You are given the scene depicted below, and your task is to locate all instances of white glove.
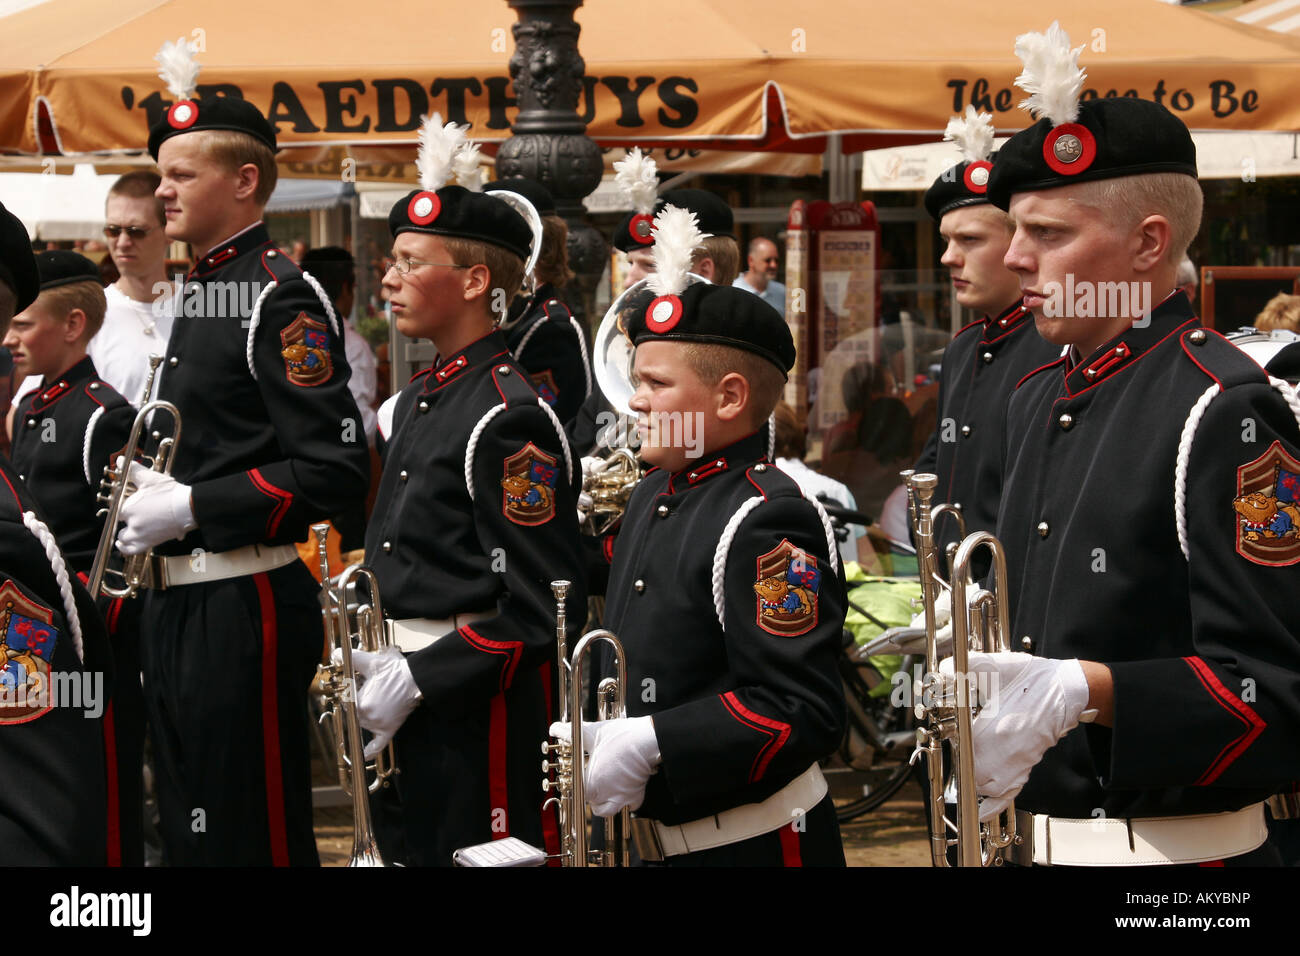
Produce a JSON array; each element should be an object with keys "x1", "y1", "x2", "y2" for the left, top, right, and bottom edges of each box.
[
  {"x1": 116, "y1": 464, "x2": 197, "y2": 555},
  {"x1": 940, "y1": 651, "x2": 1092, "y2": 822},
  {"x1": 580, "y1": 456, "x2": 602, "y2": 480},
  {"x1": 348, "y1": 645, "x2": 423, "y2": 760},
  {"x1": 910, "y1": 583, "x2": 982, "y2": 647},
  {"x1": 581, "y1": 716, "x2": 661, "y2": 817}
]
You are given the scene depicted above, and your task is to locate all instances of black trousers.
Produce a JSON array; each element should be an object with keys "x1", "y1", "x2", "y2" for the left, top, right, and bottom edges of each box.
[
  {"x1": 139, "y1": 561, "x2": 321, "y2": 866},
  {"x1": 100, "y1": 596, "x2": 145, "y2": 867}
]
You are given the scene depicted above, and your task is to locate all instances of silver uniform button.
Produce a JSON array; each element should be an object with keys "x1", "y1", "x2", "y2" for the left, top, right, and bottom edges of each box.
[
  {"x1": 961, "y1": 424, "x2": 972, "y2": 437},
  {"x1": 1037, "y1": 521, "x2": 1050, "y2": 538},
  {"x1": 418, "y1": 401, "x2": 429, "y2": 412},
  {"x1": 382, "y1": 541, "x2": 392, "y2": 553},
  {"x1": 266, "y1": 250, "x2": 278, "y2": 259},
  {"x1": 754, "y1": 463, "x2": 767, "y2": 473},
  {"x1": 169, "y1": 357, "x2": 179, "y2": 367},
  {"x1": 498, "y1": 366, "x2": 511, "y2": 375},
  {"x1": 25, "y1": 418, "x2": 35, "y2": 429},
  {"x1": 89, "y1": 383, "x2": 100, "y2": 390},
  {"x1": 1058, "y1": 413, "x2": 1074, "y2": 430},
  {"x1": 634, "y1": 579, "x2": 646, "y2": 594},
  {"x1": 1188, "y1": 329, "x2": 1207, "y2": 345},
  {"x1": 656, "y1": 504, "x2": 669, "y2": 518},
  {"x1": 1021, "y1": 636, "x2": 1034, "y2": 652},
  {"x1": 399, "y1": 470, "x2": 408, "y2": 482},
  {"x1": 982, "y1": 352, "x2": 993, "y2": 364}
]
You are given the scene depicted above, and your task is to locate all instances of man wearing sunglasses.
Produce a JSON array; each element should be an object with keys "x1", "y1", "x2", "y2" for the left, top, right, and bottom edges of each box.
[{"x1": 93, "y1": 171, "x2": 176, "y2": 404}]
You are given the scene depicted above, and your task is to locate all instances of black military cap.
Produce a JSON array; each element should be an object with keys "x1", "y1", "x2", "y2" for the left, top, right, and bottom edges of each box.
[
  {"x1": 388, "y1": 185, "x2": 531, "y2": 261},
  {"x1": 483, "y1": 178, "x2": 556, "y2": 217},
  {"x1": 987, "y1": 97, "x2": 1197, "y2": 211},
  {"x1": 623, "y1": 281, "x2": 794, "y2": 375},
  {"x1": 148, "y1": 94, "x2": 278, "y2": 159},
  {"x1": 0, "y1": 201, "x2": 39, "y2": 312},
  {"x1": 613, "y1": 188, "x2": 735, "y2": 253},
  {"x1": 925, "y1": 155, "x2": 997, "y2": 221},
  {"x1": 35, "y1": 250, "x2": 101, "y2": 290}
]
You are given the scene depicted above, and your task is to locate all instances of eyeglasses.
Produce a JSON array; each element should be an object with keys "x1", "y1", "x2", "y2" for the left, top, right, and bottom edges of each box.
[
  {"x1": 386, "y1": 256, "x2": 467, "y2": 276},
  {"x1": 103, "y1": 224, "x2": 154, "y2": 240}
]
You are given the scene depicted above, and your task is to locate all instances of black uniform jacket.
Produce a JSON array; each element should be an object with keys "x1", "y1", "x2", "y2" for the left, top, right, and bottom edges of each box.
[
  {"x1": 999, "y1": 292, "x2": 1300, "y2": 819},
  {"x1": 915, "y1": 301, "x2": 1059, "y2": 555},
  {"x1": 154, "y1": 224, "x2": 370, "y2": 555},
  {"x1": 602, "y1": 431, "x2": 847, "y2": 825},
  {"x1": 10, "y1": 356, "x2": 134, "y2": 573},
  {"x1": 503, "y1": 284, "x2": 591, "y2": 428},
  {"x1": 364, "y1": 329, "x2": 586, "y2": 707},
  {"x1": 0, "y1": 458, "x2": 111, "y2": 864}
]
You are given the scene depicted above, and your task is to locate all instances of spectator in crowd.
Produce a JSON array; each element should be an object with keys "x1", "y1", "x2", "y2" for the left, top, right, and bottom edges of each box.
[
  {"x1": 1255, "y1": 292, "x2": 1300, "y2": 334},
  {"x1": 771, "y1": 400, "x2": 863, "y2": 565},
  {"x1": 300, "y1": 247, "x2": 379, "y2": 444},
  {"x1": 92, "y1": 170, "x2": 176, "y2": 403},
  {"x1": 733, "y1": 236, "x2": 786, "y2": 313}
]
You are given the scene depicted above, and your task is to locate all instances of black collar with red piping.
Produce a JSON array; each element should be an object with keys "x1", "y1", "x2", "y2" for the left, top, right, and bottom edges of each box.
[{"x1": 1062, "y1": 291, "x2": 1197, "y2": 396}]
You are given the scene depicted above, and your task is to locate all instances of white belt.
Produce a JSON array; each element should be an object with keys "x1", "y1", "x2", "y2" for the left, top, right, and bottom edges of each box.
[
  {"x1": 389, "y1": 612, "x2": 497, "y2": 653},
  {"x1": 1012, "y1": 803, "x2": 1267, "y2": 866},
  {"x1": 632, "y1": 764, "x2": 827, "y2": 861},
  {"x1": 146, "y1": 543, "x2": 298, "y2": 589}
]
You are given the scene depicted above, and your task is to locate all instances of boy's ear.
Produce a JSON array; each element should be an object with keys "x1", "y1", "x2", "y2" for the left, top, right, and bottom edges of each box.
[
  {"x1": 462, "y1": 262, "x2": 492, "y2": 301},
  {"x1": 716, "y1": 370, "x2": 750, "y2": 423},
  {"x1": 64, "y1": 308, "x2": 87, "y2": 343},
  {"x1": 234, "y1": 163, "x2": 260, "y2": 202}
]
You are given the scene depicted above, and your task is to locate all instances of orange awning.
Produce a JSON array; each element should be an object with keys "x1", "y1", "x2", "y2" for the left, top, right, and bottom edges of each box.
[{"x1": 3, "y1": 0, "x2": 1300, "y2": 160}]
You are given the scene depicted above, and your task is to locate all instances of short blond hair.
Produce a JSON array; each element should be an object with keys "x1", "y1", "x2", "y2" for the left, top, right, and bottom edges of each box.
[
  {"x1": 695, "y1": 236, "x2": 740, "y2": 287},
  {"x1": 442, "y1": 236, "x2": 526, "y2": 313},
  {"x1": 196, "y1": 129, "x2": 279, "y2": 206},
  {"x1": 36, "y1": 281, "x2": 107, "y2": 342},
  {"x1": 1071, "y1": 173, "x2": 1203, "y2": 265},
  {"x1": 1255, "y1": 293, "x2": 1300, "y2": 334},
  {"x1": 680, "y1": 341, "x2": 786, "y2": 427}
]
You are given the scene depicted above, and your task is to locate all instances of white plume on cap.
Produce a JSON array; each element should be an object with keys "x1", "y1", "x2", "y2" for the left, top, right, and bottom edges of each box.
[
  {"x1": 943, "y1": 106, "x2": 995, "y2": 164},
  {"x1": 155, "y1": 37, "x2": 201, "y2": 101},
  {"x1": 417, "y1": 113, "x2": 469, "y2": 193},
  {"x1": 1013, "y1": 21, "x2": 1087, "y2": 127},
  {"x1": 453, "y1": 140, "x2": 486, "y2": 193},
  {"x1": 614, "y1": 147, "x2": 659, "y2": 215},
  {"x1": 647, "y1": 205, "x2": 710, "y2": 298}
]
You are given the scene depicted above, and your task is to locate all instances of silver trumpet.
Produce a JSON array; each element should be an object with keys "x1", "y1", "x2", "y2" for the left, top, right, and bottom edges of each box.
[
  {"x1": 903, "y1": 469, "x2": 1019, "y2": 867},
  {"x1": 312, "y1": 523, "x2": 397, "y2": 867},
  {"x1": 542, "y1": 579, "x2": 631, "y2": 866},
  {"x1": 87, "y1": 354, "x2": 182, "y2": 599}
]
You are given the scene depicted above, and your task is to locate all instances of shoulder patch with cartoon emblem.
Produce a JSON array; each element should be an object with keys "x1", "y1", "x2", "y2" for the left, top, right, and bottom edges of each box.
[
  {"x1": 1234, "y1": 440, "x2": 1300, "y2": 566},
  {"x1": 501, "y1": 443, "x2": 559, "y2": 526},
  {"x1": 753, "y1": 539, "x2": 821, "y2": 636},
  {"x1": 0, "y1": 580, "x2": 61, "y2": 725},
  {"x1": 530, "y1": 369, "x2": 559, "y2": 407},
  {"x1": 280, "y1": 313, "x2": 333, "y2": 387}
]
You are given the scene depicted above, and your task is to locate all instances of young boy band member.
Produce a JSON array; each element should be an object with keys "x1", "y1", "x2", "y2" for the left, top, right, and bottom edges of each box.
[
  {"x1": 0, "y1": 202, "x2": 113, "y2": 865},
  {"x1": 116, "y1": 46, "x2": 370, "y2": 865},
  {"x1": 349, "y1": 149, "x2": 586, "y2": 866},
  {"x1": 563, "y1": 207, "x2": 847, "y2": 865},
  {"x1": 962, "y1": 23, "x2": 1300, "y2": 866}
]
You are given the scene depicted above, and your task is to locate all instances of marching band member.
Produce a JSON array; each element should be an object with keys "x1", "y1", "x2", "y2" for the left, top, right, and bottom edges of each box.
[
  {"x1": 965, "y1": 24, "x2": 1300, "y2": 865},
  {"x1": 117, "y1": 40, "x2": 369, "y2": 865},
  {"x1": 914, "y1": 109, "x2": 1058, "y2": 569},
  {"x1": 564, "y1": 206, "x2": 847, "y2": 866},
  {"x1": 349, "y1": 116, "x2": 585, "y2": 866},
  {"x1": 486, "y1": 177, "x2": 593, "y2": 428},
  {"x1": 0, "y1": 202, "x2": 113, "y2": 864}
]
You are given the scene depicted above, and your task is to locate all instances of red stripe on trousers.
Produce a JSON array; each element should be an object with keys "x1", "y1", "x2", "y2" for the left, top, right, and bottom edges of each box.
[
  {"x1": 255, "y1": 573, "x2": 290, "y2": 866},
  {"x1": 490, "y1": 693, "x2": 508, "y2": 840},
  {"x1": 103, "y1": 702, "x2": 121, "y2": 867},
  {"x1": 778, "y1": 820, "x2": 802, "y2": 867},
  {"x1": 539, "y1": 661, "x2": 561, "y2": 865}
]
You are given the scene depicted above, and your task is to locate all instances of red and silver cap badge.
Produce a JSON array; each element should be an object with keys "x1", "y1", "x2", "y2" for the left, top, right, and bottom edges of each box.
[
  {"x1": 1043, "y1": 123, "x2": 1097, "y2": 176},
  {"x1": 167, "y1": 100, "x2": 199, "y2": 130},
  {"x1": 628, "y1": 213, "x2": 654, "y2": 246},
  {"x1": 645, "y1": 294, "x2": 683, "y2": 333},
  {"x1": 963, "y1": 160, "x2": 992, "y2": 194},
  {"x1": 407, "y1": 190, "x2": 442, "y2": 226}
]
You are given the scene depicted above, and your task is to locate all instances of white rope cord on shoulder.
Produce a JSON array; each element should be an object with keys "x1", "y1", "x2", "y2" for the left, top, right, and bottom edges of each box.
[
  {"x1": 21, "y1": 511, "x2": 83, "y2": 663},
  {"x1": 81, "y1": 405, "x2": 105, "y2": 486},
  {"x1": 711, "y1": 496, "x2": 765, "y2": 630},
  {"x1": 1268, "y1": 375, "x2": 1300, "y2": 429},
  {"x1": 513, "y1": 314, "x2": 546, "y2": 360},
  {"x1": 299, "y1": 269, "x2": 342, "y2": 337},
  {"x1": 767, "y1": 412, "x2": 776, "y2": 462},
  {"x1": 245, "y1": 279, "x2": 279, "y2": 380},
  {"x1": 1174, "y1": 382, "x2": 1221, "y2": 561},
  {"x1": 568, "y1": 315, "x2": 594, "y2": 397},
  {"x1": 464, "y1": 403, "x2": 509, "y2": 501},
  {"x1": 536, "y1": 397, "x2": 574, "y2": 484}
]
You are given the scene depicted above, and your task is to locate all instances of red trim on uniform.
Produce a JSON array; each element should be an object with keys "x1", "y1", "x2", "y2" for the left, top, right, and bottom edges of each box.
[
  {"x1": 458, "y1": 625, "x2": 524, "y2": 693},
  {"x1": 103, "y1": 702, "x2": 121, "y2": 867},
  {"x1": 602, "y1": 534, "x2": 615, "y2": 564},
  {"x1": 1182, "y1": 656, "x2": 1266, "y2": 785},
  {"x1": 1017, "y1": 356, "x2": 1066, "y2": 392},
  {"x1": 408, "y1": 367, "x2": 434, "y2": 385},
  {"x1": 255, "y1": 572, "x2": 290, "y2": 866},
  {"x1": 0, "y1": 468, "x2": 23, "y2": 509},
  {"x1": 778, "y1": 819, "x2": 803, "y2": 867},
  {"x1": 1062, "y1": 319, "x2": 1197, "y2": 399},
  {"x1": 489, "y1": 692, "x2": 509, "y2": 840},
  {"x1": 745, "y1": 470, "x2": 770, "y2": 499},
  {"x1": 248, "y1": 468, "x2": 293, "y2": 537},
  {"x1": 1082, "y1": 343, "x2": 1131, "y2": 380},
  {"x1": 1198, "y1": 859, "x2": 1225, "y2": 867},
  {"x1": 720, "y1": 691, "x2": 791, "y2": 783},
  {"x1": 105, "y1": 597, "x2": 124, "y2": 636},
  {"x1": 539, "y1": 660, "x2": 561, "y2": 864},
  {"x1": 491, "y1": 368, "x2": 511, "y2": 404},
  {"x1": 205, "y1": 246, "x2": 237, "y2": 269}
]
